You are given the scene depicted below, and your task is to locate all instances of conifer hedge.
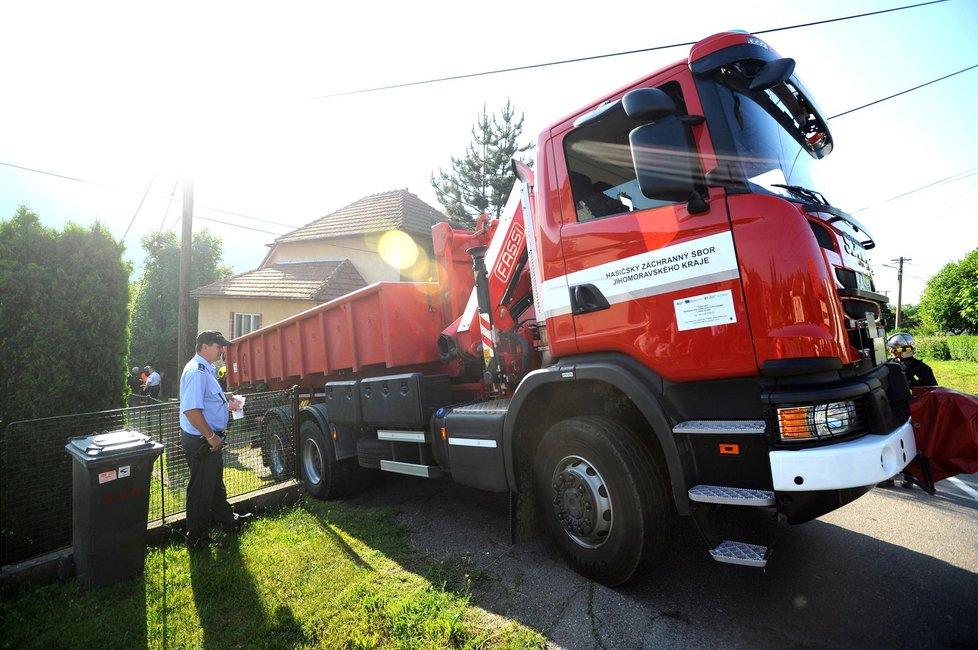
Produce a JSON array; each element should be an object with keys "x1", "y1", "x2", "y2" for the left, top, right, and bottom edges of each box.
[{"x1": 0, "y1": 206, "x2": 131, "y2": 427}]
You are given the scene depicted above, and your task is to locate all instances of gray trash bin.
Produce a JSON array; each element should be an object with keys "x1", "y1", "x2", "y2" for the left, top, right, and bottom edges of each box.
[{"x1": 65, "y1": 430, "x2": 164, "y2": 588}]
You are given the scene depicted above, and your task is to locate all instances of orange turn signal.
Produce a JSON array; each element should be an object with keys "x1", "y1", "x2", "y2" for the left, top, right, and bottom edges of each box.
[
  {"x1": 777, "y1": 407, "x2": 814, "y2": 439},
  {"x1": 441, "y1": 427, "x2": 447, "y2": 442},
  {"x1": 718, "y1": 443, "x2": 740, "y2": 455}
]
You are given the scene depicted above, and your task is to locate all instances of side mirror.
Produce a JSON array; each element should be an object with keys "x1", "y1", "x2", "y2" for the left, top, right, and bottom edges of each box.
[
  {"x1": 622, "y1": 88, "x2": 676, "y2": 122},
  {"x1": 748, "y1": 57, "x2": 796, "y2": 91},
  {"x1": 629, "y1": 118, "x2": 702, "y2": 208}
]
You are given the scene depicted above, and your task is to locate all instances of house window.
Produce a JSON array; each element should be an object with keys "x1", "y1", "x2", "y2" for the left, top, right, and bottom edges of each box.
[{"x1": 234, "y1": 313, "x2": 261, "y2": 337}]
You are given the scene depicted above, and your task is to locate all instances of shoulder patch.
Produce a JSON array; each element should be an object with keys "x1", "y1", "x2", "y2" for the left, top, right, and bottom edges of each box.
[{"x1": 198, "y1": 363, "x2": 207, "y2": 372}]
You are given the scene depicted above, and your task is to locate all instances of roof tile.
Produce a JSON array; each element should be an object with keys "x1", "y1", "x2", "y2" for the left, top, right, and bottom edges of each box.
[
  {"x1": 275, "y1": 189, "x2": 446, "y2": 243},
  {"x1": 191, "y1": 259, "x2": 366, "y2": 300}
]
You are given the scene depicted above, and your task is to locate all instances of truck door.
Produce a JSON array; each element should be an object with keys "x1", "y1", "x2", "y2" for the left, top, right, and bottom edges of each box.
[{"x1": 551, "y1": 79, "x2": 757, "y2": 382}]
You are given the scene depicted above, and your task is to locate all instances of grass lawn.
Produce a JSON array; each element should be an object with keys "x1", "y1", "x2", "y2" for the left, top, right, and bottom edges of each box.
[
  {"x1": 0, "y1": 498, "x2": 544, "y2": 650},
  {"x1": 927, "y1": 359, "x2": 978, "y2": 394}
]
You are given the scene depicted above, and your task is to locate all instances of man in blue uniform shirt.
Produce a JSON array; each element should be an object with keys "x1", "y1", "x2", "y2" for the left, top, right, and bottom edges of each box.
[{"x1": 180, "y1": 330, "x2": 253, "y2": 548}]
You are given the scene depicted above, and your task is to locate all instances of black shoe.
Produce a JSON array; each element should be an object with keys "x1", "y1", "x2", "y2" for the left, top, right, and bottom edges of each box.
[
  {"x1": 222, "y1": 512, "x2": 255, "y2": 534},
  {"x1": 186, "y1": 534, "x2": 217, "y2": 550},
  {"x1": 877, "y1": 479, "x2": 895, "y2": 488},
  {"x1": 901, "y1": 480, "x2": 914, "y2": 489}
]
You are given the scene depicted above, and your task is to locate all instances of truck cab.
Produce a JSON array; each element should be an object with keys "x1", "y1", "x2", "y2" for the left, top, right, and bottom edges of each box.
[{"x1": 503, "y1": 30, "x2": 915, "y2": 580}]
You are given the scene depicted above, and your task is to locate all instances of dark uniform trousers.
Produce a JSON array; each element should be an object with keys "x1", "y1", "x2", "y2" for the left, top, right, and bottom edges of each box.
[{"x1": 180, "y1": 430, "x2": 235, "y2": 537}]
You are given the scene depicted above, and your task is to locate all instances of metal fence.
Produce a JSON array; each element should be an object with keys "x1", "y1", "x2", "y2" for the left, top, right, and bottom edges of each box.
[{"x1": 0, "y1": 389, "x2": 297, "y2": 567}]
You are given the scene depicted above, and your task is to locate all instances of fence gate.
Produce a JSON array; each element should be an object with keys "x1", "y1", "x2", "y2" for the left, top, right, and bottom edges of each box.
[{"x1": 0, "y1": 389, "x2": 298, "y2": 568}]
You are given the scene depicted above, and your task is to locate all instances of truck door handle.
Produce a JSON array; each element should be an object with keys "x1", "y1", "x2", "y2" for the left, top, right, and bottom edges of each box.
[{"x1": 570, "y1": 284, "x2": 611, "y2": 315}]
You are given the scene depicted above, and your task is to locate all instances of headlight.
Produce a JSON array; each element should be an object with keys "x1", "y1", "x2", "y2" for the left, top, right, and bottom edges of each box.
[{"x1": 777, "y1": 400, "x2": 861, "y2": 442}]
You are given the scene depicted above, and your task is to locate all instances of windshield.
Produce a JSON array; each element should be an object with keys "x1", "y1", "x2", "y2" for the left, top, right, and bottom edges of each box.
[{"x1": 712, "y1": 64, "x2": 832, "y2": 201}]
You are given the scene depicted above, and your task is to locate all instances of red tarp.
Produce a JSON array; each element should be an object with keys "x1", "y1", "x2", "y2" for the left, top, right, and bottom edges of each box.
[{"x1": 904, "y1": 387, "x2": 978, "y2": 486}]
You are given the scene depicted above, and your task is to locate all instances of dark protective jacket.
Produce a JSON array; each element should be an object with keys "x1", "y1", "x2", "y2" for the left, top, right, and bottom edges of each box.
[{"x1": 903, "y1": 356, "x2": 937, "y2": 387}]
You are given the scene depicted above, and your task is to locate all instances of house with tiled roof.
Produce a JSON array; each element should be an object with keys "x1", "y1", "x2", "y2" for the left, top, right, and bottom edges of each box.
[
  {"x1": 260, "y1": 188, "x2": 447, "y2": 277},
  {"x1": 192, "y1": 189, "x2": 447, "y2": 338}
]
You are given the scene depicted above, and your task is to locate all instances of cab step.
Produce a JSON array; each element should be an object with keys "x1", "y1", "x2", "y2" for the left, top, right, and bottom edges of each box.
[
  {"x1": 710, "y1": 540, "x2": 769, "y2": 567},
  {"x1": 379, "y1": 460, "x2": 443, "y2": 478},
  {"x1": 688, "y1": 484, "x2": 775, "y2": 507},
  {"x1": 672, "y1": 420, "x2": 766, "y2": 434}
]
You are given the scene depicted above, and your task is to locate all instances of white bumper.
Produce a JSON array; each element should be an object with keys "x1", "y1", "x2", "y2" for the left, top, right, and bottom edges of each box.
[{"x1": 769, "y1": 420, "x2": 917, "y2": 491}]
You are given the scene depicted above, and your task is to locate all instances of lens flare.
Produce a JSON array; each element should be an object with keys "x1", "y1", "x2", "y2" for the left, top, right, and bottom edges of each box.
[{"x1": 378, "y1": 229, "x2": 418, "y2": 270}]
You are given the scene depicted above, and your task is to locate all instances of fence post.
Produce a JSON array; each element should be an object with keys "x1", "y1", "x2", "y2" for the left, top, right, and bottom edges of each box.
[{"x1": 291, "y1": 386, "x2": 300, "y2": 470}]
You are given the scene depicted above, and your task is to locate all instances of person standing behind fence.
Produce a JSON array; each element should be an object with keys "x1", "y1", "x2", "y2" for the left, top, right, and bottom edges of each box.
[
  {"x1": 179, "y1": 330, "x2": 253, "y2": 549},
  {"x1": 143, "y1": 365, "x2": 161, "y2": 399},
  {"x1": 127, "y1": 366, "x2": 143, "y2": 406}
]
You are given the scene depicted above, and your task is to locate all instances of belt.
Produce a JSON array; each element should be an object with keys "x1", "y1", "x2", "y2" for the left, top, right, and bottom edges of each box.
[{"x1": 182, "y1": 430, "x2": 225, "y2": 437}]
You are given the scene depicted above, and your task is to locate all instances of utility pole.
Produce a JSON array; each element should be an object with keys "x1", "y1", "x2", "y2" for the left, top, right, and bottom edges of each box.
[
  {"x1": 891, "y1": 256, "x2": 910, "y2": 330},
  {"x1": 177, "y1": 176, "x2": 194, "y2": 381}
]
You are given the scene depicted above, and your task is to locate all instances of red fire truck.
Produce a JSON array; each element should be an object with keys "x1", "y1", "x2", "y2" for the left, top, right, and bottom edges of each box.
[{"x1": 228, "y1": 31, "x2": 918, "y2": 585}]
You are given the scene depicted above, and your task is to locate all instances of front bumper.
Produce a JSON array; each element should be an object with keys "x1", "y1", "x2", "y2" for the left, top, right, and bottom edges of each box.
[{"x1": 769, "y1": 419, "x2": 916, "y2": 491}]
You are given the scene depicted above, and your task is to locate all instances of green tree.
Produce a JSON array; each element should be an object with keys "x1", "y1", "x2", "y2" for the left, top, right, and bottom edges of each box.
[
  {"x1": 431, "y1": 100, "x2": 533, "y2": 228},
  {"x1": 0, "y1": 206, "x2": 131, "y2": 425},
  {"x1": 957, "y1": 249, "x2": 978, "y2": 327},
  {"x1": 129, "y1": 230, "x2": 232, "y2": 396},
  {"x1": 918, "y1": 248, "x2": 978, "y2": 334},
  {"x1": 883, "y1": 302, "x2": 921, "y2": 332}
]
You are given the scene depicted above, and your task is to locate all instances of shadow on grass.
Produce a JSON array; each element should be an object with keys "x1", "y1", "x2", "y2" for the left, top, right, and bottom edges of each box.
[
  {"x1": 319, "y1": 520, "x2": 374, "y2": 570},
  {"x1": 0, "y1": 569, "x2": 149, "y2": 649},
  {"x1": 267, "y1": 605, "x2": 309, "y2": 648},
  {"x1": 188, "y1": 537, "x2": 269, "y2": 650}
]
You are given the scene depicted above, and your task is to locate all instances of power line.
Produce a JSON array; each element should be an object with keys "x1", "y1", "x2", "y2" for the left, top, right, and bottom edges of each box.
[
  {"x1": 186, "y1": 201, "x2": 300, "y2": 229},
  {"x1": 309, "y1": 0, "x2": 948, "y2": 99},
  {"x1": 8, "y1": 60, "x2": 973, "y2": 226},
  {"x1": 123, "y1": 170, "x2": 158, "y2": 240},
  {"x1": 194, "y1": 214, "x2": 289, "y2": 236},
  {"x1": 852, "y1": 166, "x2": 978, "y2": 212},
  {"x1": 160, "y1": 180, "x2": 179, "y2": 231},
  {"x1": 193, "y1": 214, "x2": 376, "y2": 255},
  {"x1": 0, "y1": 157, "x2": 306, "y2": 232},
  {"x1": 1, "y1": 0, "x2": 967, "y2": 236},
  {"x1": 162, "y1": 192, "x2": 308, "y2": 230},
  {"x1": 828, "y1": 63, "x2": 978, "y2": 120},
  {"x1": 0, "y1": 160, "x2": 117, "y2": 188}
]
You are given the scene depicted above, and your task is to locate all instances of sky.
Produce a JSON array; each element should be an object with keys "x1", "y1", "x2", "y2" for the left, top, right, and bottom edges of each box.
[{"x1": 1, "y1": 0, "x2": 976, "y2": 305}]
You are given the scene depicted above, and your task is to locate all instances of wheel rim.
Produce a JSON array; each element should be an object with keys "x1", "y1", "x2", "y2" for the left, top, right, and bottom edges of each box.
[
  {"x1": 302, "y1": 436, "x2": 324, "y2": 485},
  {"x1": 550, "y1": 455, "x2": 613, "y2": 549}
]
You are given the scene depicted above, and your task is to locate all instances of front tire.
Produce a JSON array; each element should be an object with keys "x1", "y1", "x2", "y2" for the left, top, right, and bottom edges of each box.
[{"x1": 534, "y1": 415, "x2": 674, "y2": 586}]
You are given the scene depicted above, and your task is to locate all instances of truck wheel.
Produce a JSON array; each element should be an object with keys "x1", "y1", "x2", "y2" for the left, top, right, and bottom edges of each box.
[
  {"x1": 263, "y1": 410, "x2": 293, "y2": 482},
  {"x1": 300, "y1": 420, "x2": 354, "y2": 499},
  {"x1": 534, "y1": 415, "x2": 674, "y2": 586}
]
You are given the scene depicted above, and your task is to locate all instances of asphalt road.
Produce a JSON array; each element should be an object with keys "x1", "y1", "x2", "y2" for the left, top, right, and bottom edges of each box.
[{"x1": 347, "y1": 471, "x2": 978, "y2": 649}]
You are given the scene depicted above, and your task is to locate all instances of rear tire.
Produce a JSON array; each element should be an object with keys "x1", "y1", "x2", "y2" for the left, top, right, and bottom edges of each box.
[
  {"x1": 263, "y1": 411, "x2": 293, "y2": 482},
  {"x1": 534, "y1": 415, "x2": 674, "y2": 586},
  {"x1": 300, "y1": 420, "x2": 356, "y2": 499}
]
